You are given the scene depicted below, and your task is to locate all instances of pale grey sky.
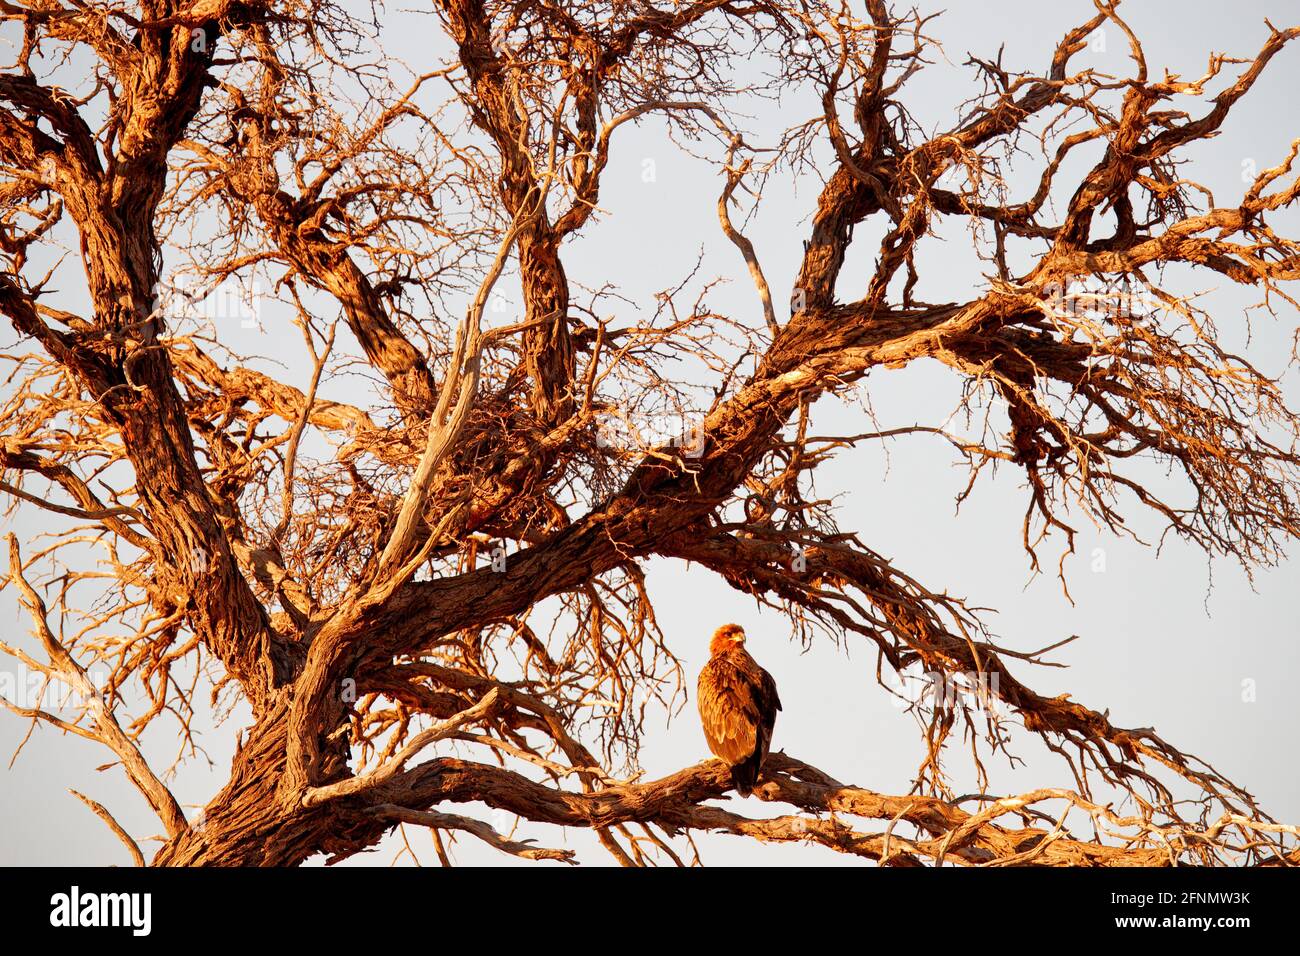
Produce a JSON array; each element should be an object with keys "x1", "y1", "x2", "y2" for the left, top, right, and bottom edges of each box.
[{"x1": 2, "y1": 0, "x2": 1298, "y2": 866}]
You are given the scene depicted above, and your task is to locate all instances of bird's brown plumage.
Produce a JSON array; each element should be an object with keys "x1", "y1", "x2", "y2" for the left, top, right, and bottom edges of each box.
[{"x1": 697, "y1": 624, "x2": 781, "y2": 796}]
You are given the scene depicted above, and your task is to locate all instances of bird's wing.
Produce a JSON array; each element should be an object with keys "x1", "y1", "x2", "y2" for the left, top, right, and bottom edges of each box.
[
  {"x1": 697, "y1": 655, "x2": 762, "y2": 765},
  {"x1": 759, "y1": 665, "x2": 782, "y2": 716},
  {"x1": 731, "y1": 650, "x2": 781, "y2": 721},
  {"x1": 753, "y1": 661, "x2": 781, "y2": 760}
]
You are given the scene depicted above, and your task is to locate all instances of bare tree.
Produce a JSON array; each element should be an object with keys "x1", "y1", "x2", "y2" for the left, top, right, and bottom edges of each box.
[{"x1": 2, "y1": 0, "x2": 1299, "y2": 866}]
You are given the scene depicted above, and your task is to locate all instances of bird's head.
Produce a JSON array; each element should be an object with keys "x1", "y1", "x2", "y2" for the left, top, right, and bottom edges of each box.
[{"x1": 710, "y1": 623, "x2": 746, "y2": 655}]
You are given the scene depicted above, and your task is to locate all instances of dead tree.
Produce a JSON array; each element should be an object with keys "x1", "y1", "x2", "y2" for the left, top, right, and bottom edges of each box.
[{"x1": 2, "y1": 0, "x2": 1299, "y2": 865}]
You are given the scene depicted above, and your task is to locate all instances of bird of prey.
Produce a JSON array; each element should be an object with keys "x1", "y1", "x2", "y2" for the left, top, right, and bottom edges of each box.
[{"x1": 696, "y1": 623, "x2": 782, "y2": 796}]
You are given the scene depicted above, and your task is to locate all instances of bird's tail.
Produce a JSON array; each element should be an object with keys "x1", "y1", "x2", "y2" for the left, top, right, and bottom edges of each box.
[{"x1": 730, "y1": 752, "x2": 763, "y2": 797}]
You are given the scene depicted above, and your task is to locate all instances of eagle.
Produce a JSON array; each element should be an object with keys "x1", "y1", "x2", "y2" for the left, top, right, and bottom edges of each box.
[{"x1": 696, "y1": 623, "x2": 782, "y2": 796}]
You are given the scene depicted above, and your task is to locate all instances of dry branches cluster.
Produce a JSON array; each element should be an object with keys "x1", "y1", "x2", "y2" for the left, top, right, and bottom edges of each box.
[{"x1": 1, "y1": 0, "x2": 1299, "y2": 865}]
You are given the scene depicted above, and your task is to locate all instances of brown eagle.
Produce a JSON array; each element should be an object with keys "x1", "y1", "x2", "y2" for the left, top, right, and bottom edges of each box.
[{"x1": 696, "y1": 623, "x2": 782, "y2": 796}]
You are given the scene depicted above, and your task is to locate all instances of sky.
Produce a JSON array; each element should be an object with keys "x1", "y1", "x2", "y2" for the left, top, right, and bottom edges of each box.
[{"x1": 2, "y1": 0, "x2": 1298, "y2": 866}]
